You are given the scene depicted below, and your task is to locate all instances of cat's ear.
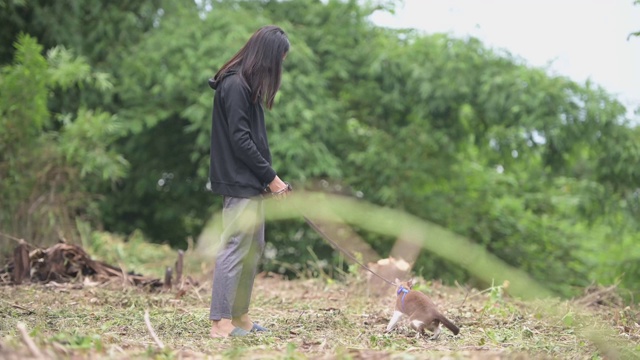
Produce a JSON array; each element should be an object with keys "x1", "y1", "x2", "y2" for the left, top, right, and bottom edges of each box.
[
  {"x1": 395, "y1": 278, "x2": 400, "y2": 284},
  {"x1": 407, "y1": 278, "x2": 414, "y2": 288}
]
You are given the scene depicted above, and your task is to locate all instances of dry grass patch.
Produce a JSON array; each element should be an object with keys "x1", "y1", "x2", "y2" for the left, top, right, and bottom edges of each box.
[{"x1": 1, "y1": 272, "x2": 638, "y2": 359}]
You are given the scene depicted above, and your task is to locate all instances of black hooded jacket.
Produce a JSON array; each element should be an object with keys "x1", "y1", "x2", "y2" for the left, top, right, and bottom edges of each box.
[{"x1": 208, "y1": 70, "x2": 276, "y2": 198}]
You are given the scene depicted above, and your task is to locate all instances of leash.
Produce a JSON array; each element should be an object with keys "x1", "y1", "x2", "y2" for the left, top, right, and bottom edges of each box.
[
  {"x1": 301, "y1": 214, "x2": 399, "y2": 287},
  {"x1": 264, "y1": 182, "x2": 399, "y2": 287}
]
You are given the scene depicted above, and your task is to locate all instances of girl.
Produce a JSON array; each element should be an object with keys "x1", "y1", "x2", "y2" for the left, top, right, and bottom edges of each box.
[{"x1": 208, "y1": 25, "x2": 291, "y2": 338}]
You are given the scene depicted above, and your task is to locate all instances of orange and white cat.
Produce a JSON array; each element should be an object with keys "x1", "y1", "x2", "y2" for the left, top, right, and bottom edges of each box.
[{"x1": 385, "y1": 279, "x2": 460, "y2": 339}]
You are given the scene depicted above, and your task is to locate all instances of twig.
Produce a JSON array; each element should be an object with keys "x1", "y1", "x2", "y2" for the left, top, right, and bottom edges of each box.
[
  {"x1": 296, "y1": 310, "x2": 305, "y2": 322},
  {"x1": 0, "y1": 231, "x2": 24, "y2": 243},
  {"x1": 190, "y1": 285, "x2": 204, "y2": 303},
  {"x1": 144, "y1": 310, "x2": 165, "y2": 349},
  {"x1": 0, "y1": 272, "x2": 11, "y2": 284},
  {"x1": 194, "y1": 279, "x2": 208, "y2": 293},
  {"x1": 17, "y1": 322, "x2": 44, "y2": 359},
  {"x1": 164, "y1": 267, "x2": 172, "y2": 290},
  {"x1": 0, "y1": 299, "x2": 35, "y2": 314},
  {"x1": 455, "y1": 280, "x2": 471, "y2": 308},
  {"x1": 12, "y1": 240, "x2": 31, "y2": 285},
  {"x1": 118, "y1": 262, "x2": 130, "y2": 287},
  {"x1": 175, "y1": 250, "x2": 184, "y2": 290},
  {"x1": 51, "y1": 342, "x2": 69, "y2": 355}
]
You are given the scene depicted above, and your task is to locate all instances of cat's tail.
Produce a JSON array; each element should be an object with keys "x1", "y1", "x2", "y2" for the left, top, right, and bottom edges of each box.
[{"x1": 437, "y1": 313, "x2": 460, "y2": 335}]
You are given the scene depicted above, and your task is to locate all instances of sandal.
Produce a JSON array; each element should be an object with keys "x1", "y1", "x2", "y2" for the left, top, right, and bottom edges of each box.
[
  {"x1": 251, "y1": 323, "x2": 269, "y2": 332},
  {"x1": 229, "y1": 327, "x2": 250, "y2": 337}
]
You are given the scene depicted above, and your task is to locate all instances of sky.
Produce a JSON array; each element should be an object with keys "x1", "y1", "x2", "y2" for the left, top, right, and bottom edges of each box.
[{"x1": 369, "y1": 0, "x2": 640, "y2": 122}]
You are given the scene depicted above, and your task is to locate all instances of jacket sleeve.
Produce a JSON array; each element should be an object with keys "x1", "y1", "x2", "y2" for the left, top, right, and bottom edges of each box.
[{"x1": 223, "y1": 79, "x2": 277, "y2": 185}]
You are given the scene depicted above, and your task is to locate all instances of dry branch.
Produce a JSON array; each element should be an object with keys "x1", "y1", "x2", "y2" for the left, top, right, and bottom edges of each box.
[
  {"x1": 164, "y1": 267, "x2": 172, "y2": 290},
  {"x1": 12, "y1": 240, "x2": 30, "y2": 284},
  {"x1": 118, "y1": 262, "x2": 130, "y2": 287},
  {"x1": 0, "y1": 231, "x2": 24, "y2": 243},
  {"x1": 2, "y1": 241, "x2": 164, "y2": 290},
  {"x1": 175, "y1": 250, "x2": 184, "y2": 289},
  {"x1": 17, "y1": 322, "x2": 44, "y2": 359},
  {"x1": 575, "y1": 284, "x2": 622, "y2": 308},
  {"x1": 0, "y1": 299, "x2": 34, "y2": 314},
  {"x1": 144, "y1": 310, "x2": 165, "y2": 349}
]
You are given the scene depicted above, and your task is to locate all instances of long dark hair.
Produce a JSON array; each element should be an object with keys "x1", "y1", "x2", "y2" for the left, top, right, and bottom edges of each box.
[{"x1": 214, "y1": 25, "x2": 289, "y2": 109}]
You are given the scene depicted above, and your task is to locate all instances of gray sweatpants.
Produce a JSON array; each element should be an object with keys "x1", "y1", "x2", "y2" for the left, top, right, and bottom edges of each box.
[{"x1": 209, "y1": 196, "x2": 265, "y2": 320}]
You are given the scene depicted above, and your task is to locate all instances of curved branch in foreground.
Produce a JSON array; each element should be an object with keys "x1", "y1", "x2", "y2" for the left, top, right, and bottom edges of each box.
[
  {"x1": 17, "y1": 322, "x2": 44, "y2": 359},
  {"x1": 144, "y1": 310, "x2": 165, "y2": 350}
]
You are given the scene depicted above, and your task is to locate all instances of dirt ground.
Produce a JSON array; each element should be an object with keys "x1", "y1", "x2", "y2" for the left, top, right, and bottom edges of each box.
[{"x1": 1, "y1": 270, "x2": 639, "y2": 359}]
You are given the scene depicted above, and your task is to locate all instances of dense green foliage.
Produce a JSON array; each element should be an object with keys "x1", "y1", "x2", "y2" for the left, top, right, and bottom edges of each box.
[
  {"x1": 0, "y1": 33, "x2": 125, "y2": 246},
  {"x1": 1, "y1": 0, "x2": 638, "y2": 298}
]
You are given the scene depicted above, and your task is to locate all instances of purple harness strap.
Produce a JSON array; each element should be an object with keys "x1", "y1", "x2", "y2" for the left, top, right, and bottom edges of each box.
[{"x1": 397, "y1": 286, "x2": 410, "y2": 311}]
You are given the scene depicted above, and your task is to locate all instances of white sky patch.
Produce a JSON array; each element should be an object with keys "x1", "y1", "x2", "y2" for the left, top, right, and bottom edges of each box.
[{"x1": 370, "y1": 0, "x2": 640, "y2": 123}]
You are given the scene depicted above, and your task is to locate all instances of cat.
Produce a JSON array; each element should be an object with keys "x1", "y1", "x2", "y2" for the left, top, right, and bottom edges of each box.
[{"x1": 385, "y1": 278, "x2": 460, "y2": 339}]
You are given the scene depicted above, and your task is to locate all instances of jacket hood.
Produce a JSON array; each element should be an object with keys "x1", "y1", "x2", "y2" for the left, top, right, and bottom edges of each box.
[{"x1": 209, "y1": 69, "x2": 238, "y2": 90}]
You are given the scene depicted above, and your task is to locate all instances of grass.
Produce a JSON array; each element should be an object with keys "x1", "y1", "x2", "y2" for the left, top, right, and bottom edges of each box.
[
  {"x1": 1, "y1": 229, "x2": 638, "y2": 359},
  {"x1": 1, "y1": 269, "x2": 639, "y2": 359}
]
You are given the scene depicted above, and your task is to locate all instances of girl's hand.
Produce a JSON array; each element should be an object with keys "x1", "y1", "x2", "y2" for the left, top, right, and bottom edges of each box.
[{"x1": 267, "y1": 175, "x2": 292, "y2": 199}]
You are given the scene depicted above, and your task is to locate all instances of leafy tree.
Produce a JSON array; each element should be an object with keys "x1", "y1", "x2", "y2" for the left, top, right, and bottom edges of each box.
[
  {"x1": 94, "y1": 0, "x2": 640, "y2": 295},
  {"x1": 0, "y1": 34, "x2": 125, "y2": 248},
  {"x1": 97, "y1": 1, "x2": 347, "y2": 246},
  {"x1": 1, "y1": 0, "x2": 638, "y2": 297},
  {"x1": 0, "y1": 0, "x2": 163, "y2": 65}
]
